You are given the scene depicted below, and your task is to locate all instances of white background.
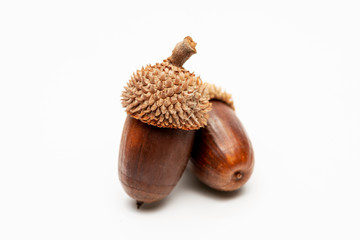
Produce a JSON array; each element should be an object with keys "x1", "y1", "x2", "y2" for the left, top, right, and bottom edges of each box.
[{"x1": 1, "y1": 0, "x2": 359, "y2": 239}]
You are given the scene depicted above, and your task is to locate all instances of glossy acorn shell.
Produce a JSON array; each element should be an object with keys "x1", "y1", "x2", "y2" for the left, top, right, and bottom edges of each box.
[
  {"x1": 119, "y1": 116, "x2": 195, "y2": 203},
  {"x1": 190, "y1": 100, "x2": 254, "y2": 191}
]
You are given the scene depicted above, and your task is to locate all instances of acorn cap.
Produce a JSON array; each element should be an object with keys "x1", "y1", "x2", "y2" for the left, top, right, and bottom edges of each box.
[
  {"x1": 121, "y1": 37, "x2": 211, "y2": 130},
  {"x1": 207, "y1": 84, "x2": 235, "y2": 110}
]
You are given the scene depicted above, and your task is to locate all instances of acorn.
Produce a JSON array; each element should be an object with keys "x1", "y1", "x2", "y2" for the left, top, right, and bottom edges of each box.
[
  {"x1": 119, "y1": 37, "x2": 211, "y2": 208},
  {"x1": 189, "y1": 85, "x2": 254, "y2": 191}
]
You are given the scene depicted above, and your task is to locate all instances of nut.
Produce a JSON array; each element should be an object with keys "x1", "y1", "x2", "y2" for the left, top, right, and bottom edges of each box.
[
  {"x1": 190, "y1": 90, "x2": 254, "y2": 191},
  {"x1": 119, "y1": 37, "x2": 210, "y2": 207}
]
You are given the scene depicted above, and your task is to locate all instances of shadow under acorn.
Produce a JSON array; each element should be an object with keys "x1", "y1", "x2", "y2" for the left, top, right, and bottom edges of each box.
[
  {"x1": 179, "y1": 168, "x2": 246, "y2": 200},
  {"x1": 128, "y1": 168, "x2": 246, "y2": 212}
]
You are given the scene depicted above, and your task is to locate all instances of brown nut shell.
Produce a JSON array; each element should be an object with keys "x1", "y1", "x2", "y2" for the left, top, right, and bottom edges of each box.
[
  {"x1": 119, "y1": 116, "x2": 195, "y2": 203},
  {"x1": 190, "y1": 100, "x2": 254, "y2": 191}
]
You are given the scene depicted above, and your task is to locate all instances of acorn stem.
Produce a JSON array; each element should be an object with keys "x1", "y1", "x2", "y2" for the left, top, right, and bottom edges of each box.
[
  {"x1": 136, "y1": 201, "x2": 144, "y2": 209},
  {"x1": 167, "y1": 36, "x2": 197, "y2": 67}
]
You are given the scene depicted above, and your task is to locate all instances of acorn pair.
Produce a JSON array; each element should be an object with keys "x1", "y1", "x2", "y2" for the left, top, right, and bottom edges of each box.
[{"x1": 119, "y1": 37, "x2": 254, "y2": 208}]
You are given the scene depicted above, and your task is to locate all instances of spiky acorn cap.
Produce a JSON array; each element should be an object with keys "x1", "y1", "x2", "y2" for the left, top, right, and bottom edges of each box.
[
  {"x1": 207, "y1": 84, "x2": 235, "y2": 110},
  {"x1": 121, "y1": 37, "x2": 211, "y2": 130}
]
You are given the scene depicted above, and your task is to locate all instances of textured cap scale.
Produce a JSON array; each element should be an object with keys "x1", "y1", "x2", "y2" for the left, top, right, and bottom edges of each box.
[
  {"x1": 121, "y1": 37, "x2": 211, "y2": 130},
  {"x1": 207, "y1": 84, "x2": 235, "y2": 110}
]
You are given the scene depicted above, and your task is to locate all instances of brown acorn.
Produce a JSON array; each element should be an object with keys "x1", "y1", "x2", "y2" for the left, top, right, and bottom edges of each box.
[
  {"x1": 190, "y1": 85, "x2": 254, "y2": 191},
  {"x1": 119, "y1": 37, "x2": 211, "y2": 207}
]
